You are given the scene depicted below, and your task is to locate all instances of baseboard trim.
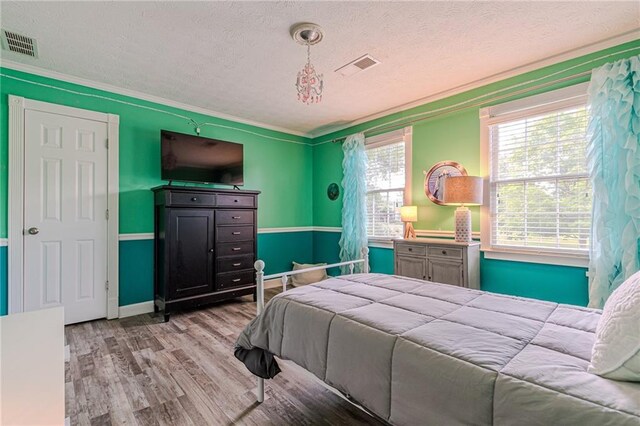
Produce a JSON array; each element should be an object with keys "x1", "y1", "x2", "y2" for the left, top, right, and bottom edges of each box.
[
  {"x1": 265, "y1": 278, "x2": 282, "y2": 289},
  {"x1": 119, "y1": 301, "x2": 154, "y2": 318}
]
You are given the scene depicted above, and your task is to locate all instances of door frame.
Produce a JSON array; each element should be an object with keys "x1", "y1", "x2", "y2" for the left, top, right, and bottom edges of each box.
[{"x1": 8, "y1": 95, "x2": 120, "y2": 319}]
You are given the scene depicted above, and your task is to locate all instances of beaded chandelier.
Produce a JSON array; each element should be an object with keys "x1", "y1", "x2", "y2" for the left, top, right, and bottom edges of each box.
[{"x1": 291, "y1": 23, "x2": 324, "y2": 105}]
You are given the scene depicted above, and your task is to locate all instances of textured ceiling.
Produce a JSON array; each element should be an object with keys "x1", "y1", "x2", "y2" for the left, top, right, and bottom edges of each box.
[{"x1": 1, "y1": 1, "x2": 638, "y2": 136}]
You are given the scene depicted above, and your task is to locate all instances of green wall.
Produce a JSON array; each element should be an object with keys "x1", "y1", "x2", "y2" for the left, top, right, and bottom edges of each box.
[
  {"x1": 0, "y1": 67, "x2": 314, "y2": 234},
  {"x1": 0, "y1": 67, "x2": 315, "y2": 313},
  {"x1": 310, "y1": 40, "x2": 640, "y2": 306},
  {"x1": 118, "y1": 232, "x2": 314, "y2": 307},
  {"x1": 1, "y1": 39, "x2": 638, "y2": 314}
]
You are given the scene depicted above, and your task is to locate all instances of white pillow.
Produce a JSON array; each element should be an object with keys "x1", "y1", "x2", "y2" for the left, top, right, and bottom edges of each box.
[
  {"x1": 290, "y1": 262, "x2": 328, "y2": 287},
  {"x1": 588, "y1": 270, "x2": 640, "y2": 381}
]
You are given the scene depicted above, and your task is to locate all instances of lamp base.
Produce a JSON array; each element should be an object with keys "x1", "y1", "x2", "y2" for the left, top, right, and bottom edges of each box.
[
  {"x1": 404, "y1": 222, "x2": 416, "y2": 239},
  {"x1": 454, "y1": 206, "x2": 472, "y2": 242}
]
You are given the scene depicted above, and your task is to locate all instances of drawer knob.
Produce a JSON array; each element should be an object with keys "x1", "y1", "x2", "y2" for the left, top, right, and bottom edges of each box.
[
  {"x1": 232, "y1": 247, "x2": 241, "y2": 251},
  {"x1": 408, "y1": 248, "x2": 413, "y2": 252},
  {"x1": 232, "y1": 216, "x2": 241, "y2": 219},
  {"x1": 209, "y1": 248, "x2": 214, "y2": 253},
  {"x1": 232, "y1": 263, "x2": 241, "y2": 267},
  {"x1": 232, "y1": 232, "x2": 241, "y2": 235},
  {"x1": 191, "y1": 197, "x2": 198, "y2": 202},
  {"x1": 234, "y1": 199, "x2": 239, "y2": 203},
  {"x1": 232, "y1": 278, "x2": 241, "y2": 283},
  {"x1": 442, "y1": 250, "x2": 447, "y2": 255}
]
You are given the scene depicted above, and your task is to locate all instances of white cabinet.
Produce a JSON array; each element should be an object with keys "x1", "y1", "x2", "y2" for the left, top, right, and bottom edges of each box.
[
  {"x1": 396, "y1": 256, "x2": 427, "y2": 280},
  {"x1": 394, "y1": 238, "x2": 480, "y2": 289}
]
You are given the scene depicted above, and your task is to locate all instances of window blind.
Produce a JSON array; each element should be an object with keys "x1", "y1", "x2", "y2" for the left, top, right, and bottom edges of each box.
[
  {"x1": 489, "y1": 105, "x2": 591, "y2": 253},
  {"x1": 366, "y1": 140, "x2": 405, "y2": 238}
]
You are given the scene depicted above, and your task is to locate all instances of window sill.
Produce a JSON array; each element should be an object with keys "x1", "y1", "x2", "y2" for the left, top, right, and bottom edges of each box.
[
  {"x1": 367, "y1": 238, "x2": 394, "y2": 249},
  {"x1": 481, "y1": 248, "x2": 589, "y2": 268}
]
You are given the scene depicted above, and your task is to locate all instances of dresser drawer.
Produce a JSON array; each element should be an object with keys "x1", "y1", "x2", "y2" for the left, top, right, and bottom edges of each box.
[
  {"x1": 216, "y1": 210, "x2": 254, "y2": 225},
  {"x1": 217, "y1": 254, "x2": 255, "y2": 273},
  {"x1": 217, "y1": 194, "x2": 255, "y2": 208},
  {"x1": 217, "y1": 240, "x2": 254, "y2": 257},
  {"x1": 168, "y1": 192, "x2": 215, "y2": 207},
  {"x1": 216, "y1": 225, "x2": 254, "y2": 243},
  {"x1": 217, "y1": 270, "x2": 254, "y2": 290},
  {"x1": 427, "y1": 246, "x2": 463, "y2": 260},
  {"x1": 396, "y1": 244, "x2": 427, "y2": 257}
]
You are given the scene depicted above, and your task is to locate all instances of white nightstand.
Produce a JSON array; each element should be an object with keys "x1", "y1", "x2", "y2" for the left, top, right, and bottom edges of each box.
[{"x1": 393, "y1": 238, "x2": 480, "y2": 289}]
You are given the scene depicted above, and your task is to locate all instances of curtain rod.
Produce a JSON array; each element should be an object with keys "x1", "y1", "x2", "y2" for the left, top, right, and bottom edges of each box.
[
  {"x1": 327, "y1": 71, "x2": 591, "y2": 144},
  {"x1": 323, "y1": 45, "x2": 640, "y2": 145}
]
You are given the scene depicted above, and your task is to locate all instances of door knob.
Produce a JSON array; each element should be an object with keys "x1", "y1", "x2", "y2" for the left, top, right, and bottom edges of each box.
[{"x1": 27, "y1": 227, "x2": 39, "y2": 235}]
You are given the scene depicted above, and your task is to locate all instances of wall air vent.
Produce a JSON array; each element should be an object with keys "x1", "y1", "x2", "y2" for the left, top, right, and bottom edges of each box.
[
  {"x1": 1, "y1": 29, "x2": 38, "y2": 58},
  {"x1": 335, "y1": 54, "x2": 380, "y2": 77}
]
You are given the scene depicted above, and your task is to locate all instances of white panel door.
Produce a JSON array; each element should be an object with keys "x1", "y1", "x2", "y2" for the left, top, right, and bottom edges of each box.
[{"x1": 23, "y1": 110, "x2": 109, "y2": 324}]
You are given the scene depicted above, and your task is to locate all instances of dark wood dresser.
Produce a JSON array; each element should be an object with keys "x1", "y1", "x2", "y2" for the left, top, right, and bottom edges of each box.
[{"x1": 152, "y1": 186, "x2": 260, "y2": 321}]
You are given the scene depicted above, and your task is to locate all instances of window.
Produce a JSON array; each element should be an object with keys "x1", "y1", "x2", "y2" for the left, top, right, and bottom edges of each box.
[
  {"x1": 481, "y1": 83, "x2": 592, "y2": 263},
  {"x1": 365, "y1": 128, "x2": 412, "y2": 239}
]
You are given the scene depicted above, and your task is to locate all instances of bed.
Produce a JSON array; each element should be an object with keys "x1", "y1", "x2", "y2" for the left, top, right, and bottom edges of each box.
[{"x1": 235, "y1": 259, "x2": 640, "y2": 425}]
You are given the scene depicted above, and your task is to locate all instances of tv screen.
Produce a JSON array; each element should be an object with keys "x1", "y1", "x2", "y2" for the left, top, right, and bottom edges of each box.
[{"x1": 161, "y1": 130, "x2": 244, "y2": 185}]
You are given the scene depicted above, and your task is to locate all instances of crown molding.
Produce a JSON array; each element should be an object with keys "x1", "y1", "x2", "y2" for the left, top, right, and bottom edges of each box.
[
  {"x1": 0, "y1": 60, "x2": 308, "y2": 138},
  {"x1": 309, "y1": 30, "x2": 640, "y2": 139}
]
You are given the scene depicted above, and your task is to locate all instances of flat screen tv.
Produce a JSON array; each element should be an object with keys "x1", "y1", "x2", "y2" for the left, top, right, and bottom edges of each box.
[{"x1": 161, "y1": 130, "x2": 244, "y2": 185}]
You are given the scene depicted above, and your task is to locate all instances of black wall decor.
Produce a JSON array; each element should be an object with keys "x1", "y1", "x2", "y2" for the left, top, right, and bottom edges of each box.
[{"x1": 327, "y1": 183, "x2": 340, "y2": 201}]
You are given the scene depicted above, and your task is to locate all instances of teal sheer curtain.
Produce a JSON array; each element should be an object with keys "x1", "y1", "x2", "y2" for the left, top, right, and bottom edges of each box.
[
  {"x1": 339, "y1": 133, "x2": 368, "y2": 273},
  {"x1": 587, "y1": 55, "x2": 640, "y2": 308}
]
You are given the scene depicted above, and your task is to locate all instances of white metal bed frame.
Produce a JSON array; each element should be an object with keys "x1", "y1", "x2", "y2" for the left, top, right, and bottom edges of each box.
[{"x1": 252, "y1": 247, "x2": 370, "y2": 403}]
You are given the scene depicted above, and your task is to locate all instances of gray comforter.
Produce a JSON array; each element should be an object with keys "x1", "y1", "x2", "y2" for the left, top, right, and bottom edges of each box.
[{"x1": 236, "y1": 273, "x2": 640, "y2": 425}]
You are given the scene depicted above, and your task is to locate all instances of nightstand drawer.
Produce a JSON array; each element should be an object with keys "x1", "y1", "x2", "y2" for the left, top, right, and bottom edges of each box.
[
  {"x1": 216, "y1": 210, "x2": 254, "y2": 225},
  {"x1": 217, "y1": 255, "x2": 255, "y2": 273},
  {"x1": 168, "y1": 192, "x2": 216, "y2": 207},
  {"x1": 216, "y1": 270, "x2": 254, "y2": 290},
  {"x1": 216, "y1": 225, "x2": 254, "y2": 243},
  {"x1": 217, "y1": 241, "x2": 254, "y2": 257},
  {"x1": 396, "y1": 244, "x2": 427, "y2": 257},
  {"x1": 217, "y1": 194, "x2": 255, "y2": 208},
  {"x1": 427, "y1": 246, "x2": 463, "y2": 259}
]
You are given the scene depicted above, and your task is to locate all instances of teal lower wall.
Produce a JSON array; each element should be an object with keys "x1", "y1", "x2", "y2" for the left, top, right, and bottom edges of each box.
[
  {"x1": 312, "y1": 231, "x2": 394, "y2": 275},
  {"x1": 119, "y1": 239, "x2": 155, "y2": 306},
  {"x1": 0, "y1": 230, "x2": 588, "y2": 313},
  {"x1": 258, "y1": 232, "x2": 314, "y2": 275},
  {"x1": 118, "y1": 231, "x2": 314, "y2": 307},
  {"x1": 369, "y1": 247, "x2": 395, "y2": 275},
  {"x1": 480, "y1": 254, "x2": 588, "y2": 306},
  {"x1": 0, "y1": 246, "x2": 6, "y2": 315}
]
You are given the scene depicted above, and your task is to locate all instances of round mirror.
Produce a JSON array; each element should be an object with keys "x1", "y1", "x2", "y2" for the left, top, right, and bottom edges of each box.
[{"x1": 424, "y1": 161, "x2": 467, "y2": 205}]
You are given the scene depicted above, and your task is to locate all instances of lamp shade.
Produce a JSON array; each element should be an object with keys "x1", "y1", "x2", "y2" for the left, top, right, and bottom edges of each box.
[
  {"x1": 443, "y1": 176, "x2": 483, "y2": 206},
  {"x1": 400, "y1": 205, "x2": 418, "y2": 222}
]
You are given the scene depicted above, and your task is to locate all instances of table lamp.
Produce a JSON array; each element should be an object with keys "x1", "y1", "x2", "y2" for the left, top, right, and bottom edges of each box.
[
  {"x1": 400, "y1": 205, "x2": 418, "y2": 239},
  {"x1": 443, "y1": 176, "x2": 483, "y2": 242}
]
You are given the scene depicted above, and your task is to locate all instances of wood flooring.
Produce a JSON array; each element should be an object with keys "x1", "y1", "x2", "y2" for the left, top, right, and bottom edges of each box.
[{"x1": 65, "y1": 290, "x2": 383, "y2": 425}]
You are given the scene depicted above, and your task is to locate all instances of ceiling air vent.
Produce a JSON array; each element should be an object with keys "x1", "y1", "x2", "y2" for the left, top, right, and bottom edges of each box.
[
  {"x1": 335, "y1": 54, "x2": 380, "y2": 77},
  {"x1": 1, "y1": 29, "x2": 38, "y2": 58}
]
